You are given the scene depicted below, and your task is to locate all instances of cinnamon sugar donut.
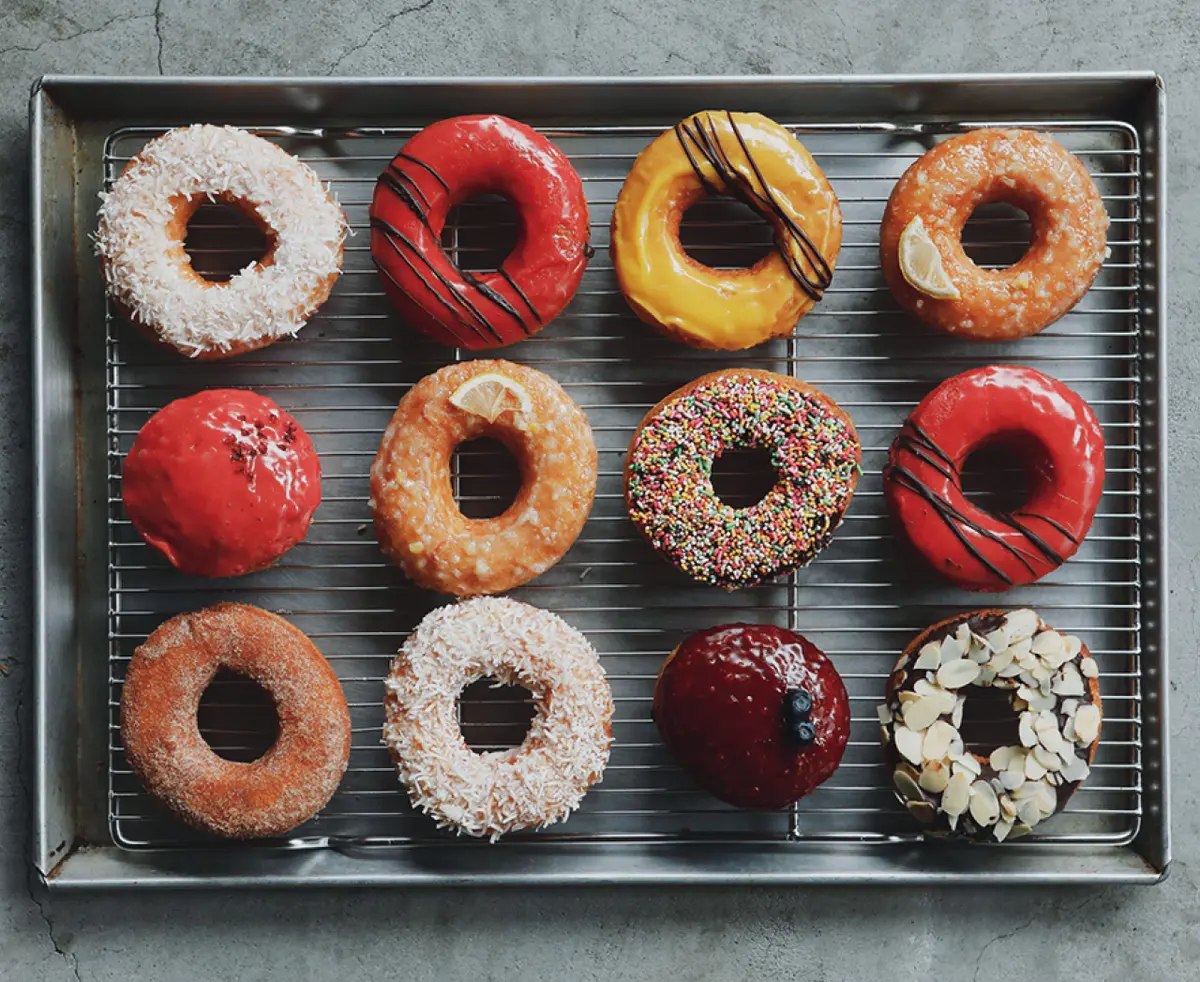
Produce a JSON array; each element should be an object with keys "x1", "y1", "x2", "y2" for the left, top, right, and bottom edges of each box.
[
  {"x1": 95, "y1": 125, "x2": 347, "y2": 359},
  {"x1": 383, "y1": 598, "x2": 613, "y2": 839},
  {"x1": 371, "y1": 360, "x2": 597, "y2": 596},
  {"x1": 120, "y1": 603, "x2": 351, "y2": 839},
  {"x1": 880, "y1": 128, "x2": 1109, "y2": 340}
]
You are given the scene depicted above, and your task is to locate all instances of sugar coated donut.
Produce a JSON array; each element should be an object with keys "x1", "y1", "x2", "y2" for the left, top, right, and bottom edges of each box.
[
  {"x1": 625, "y1": 369, "x2": 860, "y2": 589},
  {"x1": 120, "y1": 603, "x2": 351, "y2": 839},
  {"x1": 122, "y1": 389, "x2": 321, "y2": 579},
  {"x1": 96, "y1": 124, "x2": 347, "y2": 358},
  {"x1": 370, "y1": 115, "x2": 590, "y2": 349},
  {"x1": 371, "y1": 359, "x2": 597, "y2": 596},
  {"x1": 884, "y1": 365, "x2": 1105, "y2": 592},
  {"x1": 383, "y1": 597, "x2": 613, "y2": 839},
  {"x1": 611, "y1": 110, "x2": 841, "y2": 350},
  {"x1": 654, "y1": 623, "x2": 850, "y2": 810},
  {"x1": 879, "y1": 609, "x2": 1101, "y2": 841},
  {"x1": 880, "y1": 128, "x2": 1108, "y2": 340}
]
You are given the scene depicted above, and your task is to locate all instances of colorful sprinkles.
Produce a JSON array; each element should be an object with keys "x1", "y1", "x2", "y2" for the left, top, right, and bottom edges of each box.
[{"x1": 626, "y1": 371, "x2": 861, "y2": 589}]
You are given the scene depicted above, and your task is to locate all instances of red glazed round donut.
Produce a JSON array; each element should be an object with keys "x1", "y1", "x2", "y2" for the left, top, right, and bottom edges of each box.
[
  {"x1": 653, "y1": 623, "x2": 850, "y2": 810},
  {"x1": 884, "y1": 365, "x2": 1105, "y2": 592},
  {"x1": 369, "y1": 115, "x2": 591, "y2": 349},
  {"x1": 122, "y1": 389, "x2": 321, "y2": 578}
]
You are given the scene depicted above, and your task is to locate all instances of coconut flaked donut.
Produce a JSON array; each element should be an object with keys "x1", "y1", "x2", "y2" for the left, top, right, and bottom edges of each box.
[
  {"x1": 383, "y1": 597, "x2": 613, "y2": 840},
  {"x1": 95, "y1": 124, "x2": 347, "y2": 359},
  {"x1": 120, "y1": 603, "x2": 351, "y2": 839},
  {"x1": 879, "y1": 608, "x2": 1101, "y2": 842}
]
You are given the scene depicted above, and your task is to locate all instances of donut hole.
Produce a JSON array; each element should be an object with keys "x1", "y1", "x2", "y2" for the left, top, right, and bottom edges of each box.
[
  {"x1": 453, "y1": 437, "x2": 521, "y2": 519},
  {"x1": 711, "y1": 445, "x2": 777, "y2": 509},
  {"x1": 679, "y1": 197, "x2": 775, "y2": 270},
  {"x1": 956, "y1": 685, "x2": 1023, "y2": 756},
  {"x1": 960, "y1": 441, "x2": 1031, "y2": 516},
  {"x1": 459, "y1": 677, "x2": 536, "y2": 752},
  {"x1": 183, "y1": 200, "x2": 276, "y2": 282},
  {"x1": 961, "y1": 201, "x2": 1033, "y2": 270},
  {"x1": 196, "y1": 668, "x2": 279, "y2": 763},
  {"x1": 443, "y1": 193, "x2": 521, "y2": 273}
]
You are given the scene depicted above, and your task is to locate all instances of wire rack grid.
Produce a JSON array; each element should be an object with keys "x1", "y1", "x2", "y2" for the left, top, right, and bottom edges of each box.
[{"x1": 104, "y1": 116, "x2": 1144, "y2": 851}]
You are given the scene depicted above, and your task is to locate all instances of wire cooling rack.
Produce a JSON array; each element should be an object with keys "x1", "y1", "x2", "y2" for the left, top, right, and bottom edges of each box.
[{"x1": 104, "y1": 118, "x2": 1143, "y2": 850}]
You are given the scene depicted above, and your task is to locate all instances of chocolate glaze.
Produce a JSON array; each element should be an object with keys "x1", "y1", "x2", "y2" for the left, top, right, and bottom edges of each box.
[{"x1": 674, "y1": 111, "x2": 833, "y2": 301}]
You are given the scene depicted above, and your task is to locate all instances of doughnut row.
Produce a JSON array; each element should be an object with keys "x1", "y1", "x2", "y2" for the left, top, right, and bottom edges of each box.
[{"x1": 102, "y1": 111, "x2": 1112, "y2": 843}]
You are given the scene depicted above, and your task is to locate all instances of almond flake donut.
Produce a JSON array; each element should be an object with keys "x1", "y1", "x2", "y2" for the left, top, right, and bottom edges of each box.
[
  {"x1": 95, "y1": 124, "x2": 347, "y2": 359},
  {"x1": 383, "y1": 597, "x2": 614, "y2": 839},
  {"x1": 120, "y1": 603, "x2": 351, "y2": 839},
  {"x1": 880, "y1": 128, "x2": 1109, "y2": 340}
]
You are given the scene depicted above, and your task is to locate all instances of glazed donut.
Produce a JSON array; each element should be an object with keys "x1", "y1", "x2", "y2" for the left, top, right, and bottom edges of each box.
[
  {"x1": 95, "y1": 124, "x2": 347, "y2": 359},
  {"x1": 383, "y1": 597, "x2": 613, "y2": 839},
  {"x1": 611, "y1": 110, "x2": 841, "y2": 350},
  {"x1": 625, "y1": 369, "x2": 860, "y2": 589},
  {"x1": 120, "y1": 603, "x2": 351, "y2": 839},
  {"x1": 879, "y1": 608, "x2": 1101, "y2": 841},
  {"x1": 122, "y1": 389, "x2": 321, "y2": 578},
  {"x1": 654, "y1": 623, "x2": 850, "y2": 810},
  {"x1": 371, "y1": 359, "x2": 597, "y2": 596},
  {"x1": 880, "y1": 128, "x2": 1108, "y2": 340},
  {"x1": 370, "y1": 115, "x2": 590, "y2": 349},
  {"x1": 884, "y1": 365, "x2": 1105, "y2": 592}
]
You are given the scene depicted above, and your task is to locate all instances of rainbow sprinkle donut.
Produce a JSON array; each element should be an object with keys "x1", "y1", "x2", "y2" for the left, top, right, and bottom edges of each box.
[{"x1": 625, "y1": 369, "x2": 861, "y2": 589}]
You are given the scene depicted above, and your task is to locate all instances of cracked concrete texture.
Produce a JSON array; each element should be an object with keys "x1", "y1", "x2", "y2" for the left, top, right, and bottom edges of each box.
[{"x1": 1, "y1": 0, "x2": 1198, "y2": 979}]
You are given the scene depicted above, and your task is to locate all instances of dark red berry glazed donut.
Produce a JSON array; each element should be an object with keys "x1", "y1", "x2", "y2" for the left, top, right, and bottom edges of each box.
[
  {"x1": 884, "y1": 366, "x2": 1105, "y2": 592},
  {"x1": 370, "y1": 115, "x2": 591, "y2": 349},
  {"x1": 653, "y1": 623, "x2": 850, "y2": 810},
  {"x1": 122, "y1": 389, "x2": 321, "y2": 578}
]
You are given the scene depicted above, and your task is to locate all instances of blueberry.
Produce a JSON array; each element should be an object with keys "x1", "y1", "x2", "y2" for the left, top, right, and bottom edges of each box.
[
  {"x1": 788, "y1": 719, "x2": 817, "y2": 748},
  {"x1": 784, "y1": 688, "x2": 814, "y2": 721}
]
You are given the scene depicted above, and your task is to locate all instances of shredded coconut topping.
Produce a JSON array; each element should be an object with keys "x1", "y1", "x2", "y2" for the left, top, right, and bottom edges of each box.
[
  {"x1": 95, "y1": 124, "x2": 347, "y2": 356},
  {"x1": 383, "y1": 597, "x2": 614, "y2": 840}
]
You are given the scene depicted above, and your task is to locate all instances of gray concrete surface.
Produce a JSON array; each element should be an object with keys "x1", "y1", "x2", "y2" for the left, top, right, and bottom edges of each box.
[{"x1": 1, "y1": 1, "x2": 1197, "y2": 979}]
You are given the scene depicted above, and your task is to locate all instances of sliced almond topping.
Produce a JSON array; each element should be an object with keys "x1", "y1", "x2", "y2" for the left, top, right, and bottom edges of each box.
[
  {"x1": 1037, "y1": 725, "x2": 1066, "y2": 757},
  {"x1": 876, "y1": 704, "x2": 894, "y2": 725},
  {"x1": 937, "y1": 659, "x2": 981, "y2": 690},
  {"x1": 1024, "y1": 753, "x2": 1048, "y2": 781},
  {"x1": 1031, "y1": 630, "x2": 1064, "y2": 659},
  {"x1": 898, "y1": 690, "x2": 920, "y2": 705},
  {"x1": 939, "y1": 635, "x2": 964, "y2": 664},
  {"x1": 1000, "y1": 770, "x2": 1026, "y2": 791},
  {"x1": 969, "y1": 781, "x2": 1001, "y2": 826},
  {"x1": 941, "y1": 774, "x2": 971, "y2": 816},
  {"x1": 950, "y1": 753, "x2": 982, "y2": 779},
  {"x1": 1008, "y1": 823, "x2": 1034, "y2": 840},
  {"x1": 988, "y1": 646, "x2": 1015, "y2": 674},
  {"x1": 990, "y1": 745, "x2": 1018, "y2": 771},
  {"x1": 1026, "y1": 690, "x2": 1058, "y2": 712},
  {"x1": 894, "y1": 724, "x2": 924, "y2": 765},
  {"x1": 1017, "y1": 798, "x2": 1042, "y2": 828},
  {"x1": 999, "y1": 794, "x2": 1018, "y2": 820},
  {"x1": 922, "y1": 720, "x2": 957, "y2": 761},
  {"x1": 1033, "y1": 744, "x2": 1062, "y2": 771},
  {"x1": 984, "y1": 628, "x2": 1008, "y2": 653},
  {"x1": 951, "y1": 695, "x2": 966, "y2": 730},
  {"x1": 1034, "y1": 781, "x2": 1058, "y2": 819},
  {"x1": 1052, "y1": 662, "x2": 1086, "y2": 697},
  {"x1": 901, "y1": 696, "x2": 942, "y2": 733},
  {"x1": 906, "y1": 799, "x2": 938, "y2": 823},
  {"x1": 994, "y1": 819, "x2": 1015, "y2": 843},
  {"x1": 1064, "y1": 635, "x2": 1083, "y2": 659},
  {"x1": 1018, "y1": 712, "x2": 1038, "y2": 748},
  {"x1": 997, "y1": 660, "x2": 1024, "y2": 679},
  {"x1": 919, "y1": 760, "x2": 950, "y2": 793},
  {"x1": 1080, "y1": 656, "x2": 1099, "y2": 679},
  {"x1": 893, "y1": 765, "x2": 925, "y2": 802},
  {"x1": 1073, "y1": 704, "x2": 1101, "y2": 745},
  {"x1": 968, "y1": 642, "x2": 991, "y2": 665},
  {"x1": 1012, "y1": 779, "x2": 1042, "y2": 801},
  {"x1": 914, "y1": 642, "x2": 942, "y2": 671},
  {"x1": 1061, "y1": 754, "x2": 1091, "y2": 784},
  {"x1": 1063, "y1": 715, "x2": 1078, "y2": 742},
  {"x1": 1003, "y1": 609, "x2": 1040, "y2": 645}
]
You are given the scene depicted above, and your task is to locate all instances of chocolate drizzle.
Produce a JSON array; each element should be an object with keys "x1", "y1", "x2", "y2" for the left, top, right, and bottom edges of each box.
[
  {"x1": 373, "y1": 153, "x2": 545, "y2": 341},
  {"x1": 889, "y1": 422, "x2": 1079, "y2": 585},
  {"x1": 673, "y1": 111, "x2": 834, "y2": 301}
]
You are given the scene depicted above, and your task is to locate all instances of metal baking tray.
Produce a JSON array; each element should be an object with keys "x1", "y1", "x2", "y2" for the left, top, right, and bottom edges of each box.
[{"x1": 30, "y1": 74, "x2": 1168, "y2": 888}]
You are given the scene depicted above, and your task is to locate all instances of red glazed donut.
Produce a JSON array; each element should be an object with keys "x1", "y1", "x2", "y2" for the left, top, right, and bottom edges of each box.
[
  {"x1": 369, "y1": 115, "x2": 591, "y2": 349},
  {"x1": 122, "y1": 389, "x2": 321, "y2": 578},
  {"x1": 653, "y1": 623, "x2": 850, "y2": 810},
  {"x1": 884, "y1": 366, "x2": 1105, "y2": 592}
]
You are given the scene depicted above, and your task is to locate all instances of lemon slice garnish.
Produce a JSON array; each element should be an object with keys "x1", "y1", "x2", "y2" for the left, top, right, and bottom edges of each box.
[
  {"x1": 898, "y1": 217, "x2": 961, "y2": 300},
  {"x1": 449, "y1": 372, "x2": 533, "y2": 423}
]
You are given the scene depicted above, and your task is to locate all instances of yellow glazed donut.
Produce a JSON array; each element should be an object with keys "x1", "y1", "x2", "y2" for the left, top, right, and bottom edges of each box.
[{"x1": 610, "y1": 110, "x2": 842, "y2": 350}]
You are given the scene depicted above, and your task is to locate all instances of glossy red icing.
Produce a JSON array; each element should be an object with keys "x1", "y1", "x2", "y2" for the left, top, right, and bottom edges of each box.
[
  {"x1": 369, "y1": 114, "x2": 590, "y2": 349},
  {"x1": 884, "y1": 365, "x2": 1105, "y2": 592},
  {"x1": 122, "y1": 389, "x2": 321, "y2": 578},
  {"x1": 653, "y1": 623, "x2": 850, "y2": 810}
]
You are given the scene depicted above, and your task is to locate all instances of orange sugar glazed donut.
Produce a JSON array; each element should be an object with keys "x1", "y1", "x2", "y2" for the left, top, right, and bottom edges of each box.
[
  {"x1": 95, "y1": 125, "x2": 346, "y2": 359},
  {"x1": 370, "y1": 360, "x2": 597, "y2": 595},
  {"x1": 611, "y1": 111, "x2": 841, "y2": 350},
  {"x1": 120, "y1": 603, "x2": 351, "y2": 839},
  {"x1": 880, "y1": 129, "x2": 1109, "y2": 340}
]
